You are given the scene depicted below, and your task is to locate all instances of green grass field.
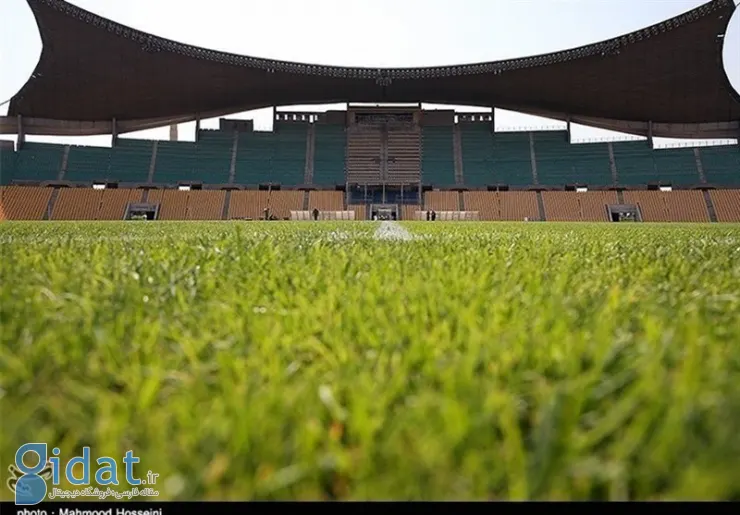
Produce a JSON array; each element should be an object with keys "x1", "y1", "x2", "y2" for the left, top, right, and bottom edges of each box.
[{"x1": 2, "y1": 221, "x2": 740, "y2": 500}]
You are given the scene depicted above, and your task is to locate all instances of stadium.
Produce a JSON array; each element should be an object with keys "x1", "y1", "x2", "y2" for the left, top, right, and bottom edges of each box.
[
  {"x1": 1, "y1": 0, "x2": 740, "y2": 503},
  {"x1": 0, "y1": 0, "x2": 739, "y2": 221}
]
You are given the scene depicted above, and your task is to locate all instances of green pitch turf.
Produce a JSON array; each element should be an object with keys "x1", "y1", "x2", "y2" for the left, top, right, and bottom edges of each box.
[{"x1": 1, "y1": 221, "x2": 739, "y2": 500}]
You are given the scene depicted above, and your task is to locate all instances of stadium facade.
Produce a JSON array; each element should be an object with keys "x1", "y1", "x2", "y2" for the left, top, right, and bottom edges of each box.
[{"x1": 0, "y1": 0, "x2": 739, "y2": 222}]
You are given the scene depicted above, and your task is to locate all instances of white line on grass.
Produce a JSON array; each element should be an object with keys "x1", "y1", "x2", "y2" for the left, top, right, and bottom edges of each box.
[{"x1": 373, "y1": 221, "x2": 414, "y2": 241}]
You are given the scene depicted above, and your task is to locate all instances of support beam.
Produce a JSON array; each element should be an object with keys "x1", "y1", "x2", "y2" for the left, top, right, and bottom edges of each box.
[
  {"x1": 566, "y1": 115, "x2": 572, "y2": 142},
  {"x1": 529, "y1": 132, "x2": 539, "y2": 185},
  {"x1": 647, "y1": 121, "x2": 654, "y2": 147},
  {"x1": 111, "y1": 118, "x2": 118, "y2": 147},
  {"x1": 194, "y1": 115, "x2": 201, "y2": 142},
  {"x1": 2, "y1": 114, "x2": 738, "y2": 140},
  {"x1": 608, "y1": 142, "x2": 618, "y2": 185},
  {"x1": 17, "y1": 115, "x2": 25, "y2": 150}
]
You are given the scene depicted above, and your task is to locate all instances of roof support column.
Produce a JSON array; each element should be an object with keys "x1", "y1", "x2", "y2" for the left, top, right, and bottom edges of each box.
[
  {"x1": 647, "y1": 121, "x2": 654, "y2": 148},
  {"x1": 737, "y1": 122, "x2": 740, "y2": 147},
  {"x1": 17, "y1": 115, "x2": 25, "y2": 150},
  {"x1": 490, "y1": 107, "x2": 496, "y2": 133},
  {"x1": 566, "y1": 115, "x2": 571, "y2": 142},
  {"x1": 111, "y1": 118, "x2": 118, "y2": 147},
  {"x1": 195, "y1": 115, "x2": 201, "y2": 142}
]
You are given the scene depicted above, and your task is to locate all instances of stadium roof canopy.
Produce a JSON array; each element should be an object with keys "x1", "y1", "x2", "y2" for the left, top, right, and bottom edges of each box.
[{"x1": 2, "y1": 0, "x2": 739, "y2": 138}]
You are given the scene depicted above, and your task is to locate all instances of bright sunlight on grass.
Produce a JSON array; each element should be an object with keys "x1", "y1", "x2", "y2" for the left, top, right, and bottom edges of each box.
[{"x1": 1, "y1": 221, "x2": 740, "y2": 500}]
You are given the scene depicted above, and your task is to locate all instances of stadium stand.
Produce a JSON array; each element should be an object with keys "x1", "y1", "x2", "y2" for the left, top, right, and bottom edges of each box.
[
  {"x1": 541, "y1": 191, "x2": 618, "y2": 221},
  {"x1": 346, "y1": 127, "x2": 382, "y2": 184},
  {"x1": 579, "y1": 191, "x2": 620, "y2": 221},
  {"x1": 500, "y1": 192, "x2": 540, "y2": 221},
  {"x1": 269, "y1": 191, "x2": 304, "y2": 219},
  {"x1": 387, "y1": 128, "x2": 421, "y2": 185},
  {"x1": 460, "y1": 191, "x2": 539, "y2": 221},
  {"x1": 623, "y1": 190, "x2": 710, "y2": 222},
  {"x1": 348, "y1": 204, "x2": 367, "y2": 221},
  {"x1": 228, "y1": 190, "x2": 268, "y2": 220},
  {"x1": 185, "y1": 190, "x2": 227, "y2": 220},
  {"x1": 108, "y1": 139, "x2": 154, "y2": 183},
  {"x1": 65, "y1": 145, "x2": 113, "y2": 183},
  {"x1": 424, "y1": 191, "x2": 459, "y2": 211},
  {"x1": 611, "y1": 141, "x2": 700, "y2": 185},
  {"x1": 144, "y1": 189, "x2": 229, "y2": 220},
  {"x1": 533, "y1": 132, "x2": 613, "y2": 186},
  {"x1": 98, "y1": 189, "x2": 144, "y2": 220},
  {"x1": 421, "y1": 126, "x2": 455, "y2": 186},
  {"x1": 0, "y1": 140, "x2": 16, "y2": 183},
  {"x1": 491, "y1": 133, "x2": 533, "y2": 186},
  {"x1": 308, "y1": 191, "x2": 344, "y2": 211},
  {"x1": 51, "y1": 188, "x2": 103, "y2": 220},
  {"x1": 194, "y1": 130, "x2": 233, "y2": 184},
  {"x1": 152, "y1": 141, "x2": 198, "y2": 184},
  {"x1": 313, "y1": 124, "x2": 346, "y2": 185},
  {"x1": 462, "y1": 191, "x2": 499, "y2": 221},
  {"x1": 708, "y1": 190, "x2": 740, "y2": 222},
  {"x1": 148, "y1": 190, "x2": 188, "y2": 220},
  {"x1": 0, "y1": 186, "x2": 53, "y2": 220},
  {"x1": 651, "y1": 147, "x2": 702, "y2": 185},
  {"x1": 2, "y1": 112, "x2": 738, "y2": 223},
  {"x1": 2, "y1": 0, "x2": 739, "y2": 224},
  {"x1": 7, "y1": 143, "x2": 65, "y2": 184},
  {"x1": 234, "y1": 131, "x2": 274, "y2": 185},
  {"x1": 401, "y1": 204, "x2": 422, "y2": 221},
  {"x1": 459, "y1": 124, "x2": 496, "y2": 186},
  {"x1": 700, "y1": 145, "x2": 740, "y2": 186},
  {"x1": 272, "y1": 123, "x2": 308, "y2": 185}
]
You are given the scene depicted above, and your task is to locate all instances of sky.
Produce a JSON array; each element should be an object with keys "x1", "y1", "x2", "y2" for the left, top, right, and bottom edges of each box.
[{"x1": 0, "y1": 0, "x2": 738, "y2": 149}]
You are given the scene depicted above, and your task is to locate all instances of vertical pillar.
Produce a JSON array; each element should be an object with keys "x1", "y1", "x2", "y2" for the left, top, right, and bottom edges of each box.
[
  {"x1": 169, "y1": 124, "x2": 178, "y2": 142},
  {"x1": 566, "y1": 115, "x2": 571, "y2": 142},
  {"x1": 490, "y1": 107, "x2": 496, "y2": 133},
  {"x1": 17, "y1": 115, "x2": 25, "y2": 150},
  {"x1": 111, "y1": 118, "x2": 118, "y2": 147},
  {"x1": 194, "y1": 115, "x2": 201, "y2": 142},
  {"x1": 647, "y1": 121, "x2": 654, "y2": 148}
]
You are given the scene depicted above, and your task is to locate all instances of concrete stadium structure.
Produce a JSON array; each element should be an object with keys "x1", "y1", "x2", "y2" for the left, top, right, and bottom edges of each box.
[{"x1": 0, "y1": 0, "x2": 739, "y2": 222}]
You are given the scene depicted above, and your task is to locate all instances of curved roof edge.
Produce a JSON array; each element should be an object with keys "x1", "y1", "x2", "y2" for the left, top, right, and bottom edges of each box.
[
  {"x1": 5, "y1": 0, "x2": 739, "y2": 137},
  {"x1": 30, "y1": 0, "x2": 737, "y2": 79}
]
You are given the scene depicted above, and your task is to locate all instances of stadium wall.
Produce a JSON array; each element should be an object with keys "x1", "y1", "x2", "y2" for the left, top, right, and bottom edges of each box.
[{"x1": 3, "y1": 186, "x2": 739, "y2": 222}]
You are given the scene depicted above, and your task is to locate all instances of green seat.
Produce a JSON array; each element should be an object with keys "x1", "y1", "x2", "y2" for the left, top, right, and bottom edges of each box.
[
  {"x1": 11, "y1": 142, "x2": 65, "y2": 183},
  {"x1": 534, "y1": 131, "x2": 612, "y2": 185},
  {"x1": 65, "y1": 145, "x2": 113, "y2": 182},
  {"x1": 234, "y1": 132, "x2": 275, "y2": 185},
  {"x1": 491, "y1": 132, "x2": 533, "y2": 186},
  {"x1": 651, "y1": 148, "x2": 701, "y2": 185},
  {"x1": 195, "y1": 130, "x2": 233, "y2": 184},
  {"x1": 0, "y1": 142, "x2": 17, "y2": 185},
  {"x1": 613, "y1": 141, "x2": 656, "y2": 185},
  {"x1": 460, "y1": 125, "x2": 494, "y2": 186},
  {"x1": 272, "y1": 123, "x2": 307, "y2": 185},
  {"x1": 422, "y1": 126, "x2": 455, "y2": 186},
  {"x1": 313, "y1": 124, "x2": 346, "y2": 185},
  {"x1": 700, "y1": 145, "x2": 740, "y2": 186},
  {"x1": 109, "y1": 138, "x2": 153, "y2": 183},
  {"x1": 153, "y1": 141, "x2": 198, "y2": 184}
]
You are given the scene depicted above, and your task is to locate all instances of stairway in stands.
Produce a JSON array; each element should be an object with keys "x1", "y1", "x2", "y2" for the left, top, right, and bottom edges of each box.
[
  {"x1": 346, "y1": 126, "x2": 382, "y2": 184},
  {"x1": 386, "y1": 126, "x2": 421, "y2": 185}
]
